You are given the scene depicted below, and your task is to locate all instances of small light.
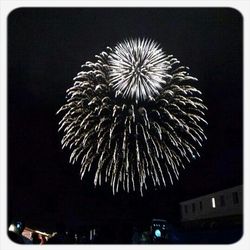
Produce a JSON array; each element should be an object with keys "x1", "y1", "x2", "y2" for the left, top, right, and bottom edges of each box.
[
  {"x1": 8, "y1": 224, "x2": 16, "y2": 232},
  {"x1": 212, "y1": 197, "x2": 216, "y2": 208},
  {"x1": 155, "y1": 229, "x2": 161, "y2": 238}
]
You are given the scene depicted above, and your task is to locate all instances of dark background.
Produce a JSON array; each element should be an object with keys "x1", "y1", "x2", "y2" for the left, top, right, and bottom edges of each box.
[{"x1": 8, "y1": 8, "x2": 242, "y2": 235}]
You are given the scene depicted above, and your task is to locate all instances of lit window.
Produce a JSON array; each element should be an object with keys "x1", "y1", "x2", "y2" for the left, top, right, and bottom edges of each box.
[{"x1": 212, "y1": 197, "x2": 216, "y2": 208}]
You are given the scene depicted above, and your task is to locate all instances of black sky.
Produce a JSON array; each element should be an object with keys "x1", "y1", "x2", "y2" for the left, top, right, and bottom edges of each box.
[{"x1": 8, "y1": 8, "x2": 242, "y2": 231}]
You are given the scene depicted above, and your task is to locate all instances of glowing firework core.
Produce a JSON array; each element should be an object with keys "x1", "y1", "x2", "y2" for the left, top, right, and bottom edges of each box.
[{"x1": 109, "y1": 39, "x2": 169, "y2": 101}]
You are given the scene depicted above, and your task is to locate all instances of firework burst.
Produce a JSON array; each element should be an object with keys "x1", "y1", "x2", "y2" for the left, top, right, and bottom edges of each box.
[
  {"x1": 57, "y1": 38, "x2": 207, "y2": 196},
  {"x1": 109, "y1": 39, "x2": 168, "y2": 101}
]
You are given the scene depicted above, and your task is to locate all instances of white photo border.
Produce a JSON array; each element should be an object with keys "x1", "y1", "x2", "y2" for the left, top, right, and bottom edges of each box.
[{"x1": 1, "y1": 1, "x2": 249, "y2": 250}]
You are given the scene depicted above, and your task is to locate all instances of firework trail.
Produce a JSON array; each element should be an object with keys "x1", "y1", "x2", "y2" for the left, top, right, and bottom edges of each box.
[{"x1": 57, "y1": 38, "x2": 207, "y2": 196}]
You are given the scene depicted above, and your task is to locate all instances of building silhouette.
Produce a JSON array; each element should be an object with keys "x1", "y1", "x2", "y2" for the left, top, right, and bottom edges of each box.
[{"x1": 179, "y1": 185, "x2": 242, "y2": 229}]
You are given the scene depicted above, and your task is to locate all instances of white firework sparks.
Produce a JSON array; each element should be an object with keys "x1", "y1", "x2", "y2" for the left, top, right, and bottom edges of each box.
[
  {"x1": 57, "y1": 38, "x2": 207, "y2": 196},
  {"x1": 108, "y1": 38, "x2": 169, "y2": 101}
]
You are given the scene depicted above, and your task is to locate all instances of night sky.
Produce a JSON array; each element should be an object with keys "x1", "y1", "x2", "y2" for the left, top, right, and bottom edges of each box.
[{"x1": 8, "y1": 8, "x2": 242, "y2": 232}]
